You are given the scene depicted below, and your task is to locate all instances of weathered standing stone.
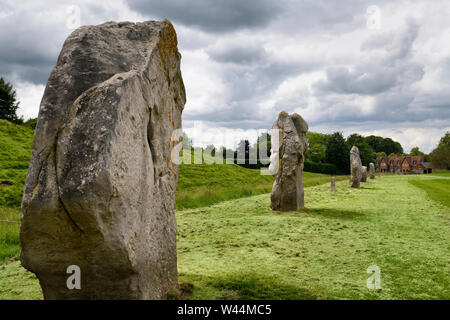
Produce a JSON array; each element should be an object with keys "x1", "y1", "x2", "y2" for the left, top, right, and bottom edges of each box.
[
  {"x1": 20, "y1": 20, "x2": 186, "y2": 299},
  {"x1": 330, "y1": 177, "x2": 336, "y2": 192},
  {"x1": 349, "y1": 146, "x2": 362, "y2": 188},
  {"x1": 369, "y1": 162, "x2": 375, "y2": 179},
  {"x1": 269, "y1": 112, "x2": 308, "y2": 211},
  {"x1": 361, "y1": 166, "x2": 367, "y2": 182}
]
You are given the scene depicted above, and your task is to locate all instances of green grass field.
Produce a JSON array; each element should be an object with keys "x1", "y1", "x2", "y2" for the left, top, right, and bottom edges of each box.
[
  {"x1": 409, "y1": 178, "x2": 450, "y2": 208},
  {"x1": 1, "y1": 174, "x2": 449, "y2": 299},
  {"x1": 0, "y1": 119, "x2": 448, "y2": 300},
  {"x1": 0, "y1": 120, "x2": 34, "y2": 208}
]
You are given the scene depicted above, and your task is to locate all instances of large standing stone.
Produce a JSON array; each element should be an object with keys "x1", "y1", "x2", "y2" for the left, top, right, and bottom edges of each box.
[
  {"x1": 369, "y1": 162, "x2": 375, "y2": 179},
  {"x1": 349, "y1": 146, "x2": 362, "y2": 188},
  {"x1": 20, "y1": 20, "x2": 186, "y2": 299},
  {"x1": 269, "y1": 112, "x2": 308, "y2": 211},
  {"x1": 361, "y1": 166, "x2": 367, "y2": 182}
]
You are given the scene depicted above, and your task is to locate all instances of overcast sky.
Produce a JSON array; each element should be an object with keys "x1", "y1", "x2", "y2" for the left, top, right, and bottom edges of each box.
[{"x1": 1, "y1": 0, "x2": 449, "y2": 152}]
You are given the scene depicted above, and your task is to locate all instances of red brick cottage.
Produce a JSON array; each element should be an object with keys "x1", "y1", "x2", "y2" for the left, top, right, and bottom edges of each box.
[{"x1": 376, "y1": 155, "x2": 433, "y2": 174}]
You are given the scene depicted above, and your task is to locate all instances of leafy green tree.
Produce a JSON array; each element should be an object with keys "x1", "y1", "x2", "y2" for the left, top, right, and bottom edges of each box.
[
  {"x1": 325, "y1": 132, "x2": 349, "y2": 173},
  {"x1": 236, "y1": 139, "x2": 250, "y2": 163},
  {"x1": 377, "y1": 151, "x2": 387, "y2": 157},
  {"x1": 409, "y1": 147, "x2": 423, "y2": 156},
  {"x1": 358, "y1": 143, "x2": 376, "y2": 167},
  {"x1": 255, "y1": 132, "x2": 271, "y2": 163},
  {"x1": 440, "y1": 131, "x2": 450, "y2": 146},
  {"x1": 307, "y1": 144, "x2": 327, "y2": 163},
  {"x1": 0, "y1": 77, "x2": 22, "y2": 123},
  {"x1": 365, "y1": 135, "x2": 403, "y2": 155},
  {"x1": 346, "y1": 133, "x2": 365, "y2": 147},
  {"x1": 346, "y1": 134, "x2": 376, "y2": 167},
  {"x1": 306, "y1": 132, "x2": 329, "y2": 163},
  {"x1": 23, "y1": 117, "x2": 37, "y2": 130},
  {"x1": 205, "y1": 144, "x2": 216, "y2": 156},
  {"x1": 306, "y1": 132, "x2": 330, "y2": 146},
  {"x1": 430, "y1": 132, "x2": 450, "y2": 169},
  {"x1": 182, "y1": 131, "x2": 192, "y2": 149}
]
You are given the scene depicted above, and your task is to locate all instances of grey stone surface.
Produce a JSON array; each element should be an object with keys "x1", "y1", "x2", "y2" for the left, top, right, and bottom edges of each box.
[
  {"x1": 369, "y1": 162, "x2": 375, "y2": 179},
  {"x1": 330, "y1": 177, "x2": 336, "y2": 192},
  {"x1": 269, "y1": 112, "x2": 308, "y2": 211},
  {"x1": 20, "y1": 20, "x2": 186, "y2": 299},
  {"x1": 349, "y1": 146, "x2": 362, "y2": 188},
  {"x1": 361, "y1": 166, "x2": 367, "y2": 182}
]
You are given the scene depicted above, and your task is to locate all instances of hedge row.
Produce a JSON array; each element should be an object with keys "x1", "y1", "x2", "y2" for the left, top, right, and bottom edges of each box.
[
  {"x1": 303, "y1": 160, "x2": 337, "y2": 174},
  {"x1": 234, "y1": 158, "x2": 338, "y2": 175}
]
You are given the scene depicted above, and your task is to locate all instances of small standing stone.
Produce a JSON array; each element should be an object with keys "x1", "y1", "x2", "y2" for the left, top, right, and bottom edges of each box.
[
  {"x1": 361, "y1": 166, "x2": 367, "y2": 182},
  {"x1": 369, "y1": 162, "x2": 375, "y2": 179},
  {"x1": 330, "y1": 177, "x2": 336, "y2": 192}
]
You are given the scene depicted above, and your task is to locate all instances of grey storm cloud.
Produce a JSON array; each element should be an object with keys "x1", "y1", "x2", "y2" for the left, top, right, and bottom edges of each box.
[
  {"x1": 182, "y1": 59, "x2": 316, "y2": 129},
  {"x1": 0, "y1": 9, "x2": 64, "y2": 84},
  {"x1": 127, "y1": 0, "x2": 283, "y2": 33},
  {"x1": 316, "y1": 20, "x2": 424, "y2": 98},
  {"x1": 206, "y1": 43, "x2": 269, "y2": 65},
  {"x1": 318, "y1": 66, "x2": 399, "y2": 95},
  {"x1": 0, "y1": 1, "x2": 125, "y2": 85}
]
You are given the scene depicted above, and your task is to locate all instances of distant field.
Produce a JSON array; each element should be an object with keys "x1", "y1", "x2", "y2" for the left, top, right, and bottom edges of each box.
[
  {"x1": 409, "y1": 172, "x2": 450, "y2": 208},
  {"x1": 432, "y1": 170, "x2": 450, "y2": 177}
]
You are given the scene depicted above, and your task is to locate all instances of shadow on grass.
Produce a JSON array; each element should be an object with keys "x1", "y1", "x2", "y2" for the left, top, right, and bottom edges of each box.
[
  {"x1": 205, "y1": 272, "x2": 318, "y2": 300},
  {"x1": 359, "y1": 186, "x2": 383, "y2": 190},
  {"x1": 305, "y1": 207, "x2": 368, "y2": 221},
  {"x1": 270, "y1": 207, "x2": 367, "y2": 221}
]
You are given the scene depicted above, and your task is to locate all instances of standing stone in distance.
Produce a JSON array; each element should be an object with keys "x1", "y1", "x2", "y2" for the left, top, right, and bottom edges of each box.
[
  {"x1": 269, "y1": 112, "x2": 308, "y2": 211},
  {"x1": 20, "y1": 20, "x2": 186, "y2": 300},
  {"x1": 361, "y1": 166, "x2": 367, "y2": 182},
  {"x1": 330, "y1": 177, "x2": 336, "y2": 192},
  {"x1": 349, "y1": 146, "x2": 362, "y2": 188},
  {"x1": 369, "y1": 162, "x2": 375, "y2": 179}
]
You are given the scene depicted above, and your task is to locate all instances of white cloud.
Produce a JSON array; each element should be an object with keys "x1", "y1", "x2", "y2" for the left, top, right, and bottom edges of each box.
[{"x1": 15, "y1": 81, "x2": 45, "y2": 119}]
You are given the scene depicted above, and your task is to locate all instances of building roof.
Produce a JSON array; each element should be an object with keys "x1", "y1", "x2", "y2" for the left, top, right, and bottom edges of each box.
[
  {"x1": 422, "y1": 162, "x2": 433, "y2": 168},
  {"x1": 376, "y1": 154, "x2": 430, "y2": 169}
]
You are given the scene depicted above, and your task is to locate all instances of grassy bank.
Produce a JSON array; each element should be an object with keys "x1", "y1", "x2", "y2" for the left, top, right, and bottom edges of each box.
[
  {"x1": 0, "y1": 120, "x2": 34, "y2": 208},
  {"x1": 409, "y1": 177, "x2": 450, "y2": 208}
]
